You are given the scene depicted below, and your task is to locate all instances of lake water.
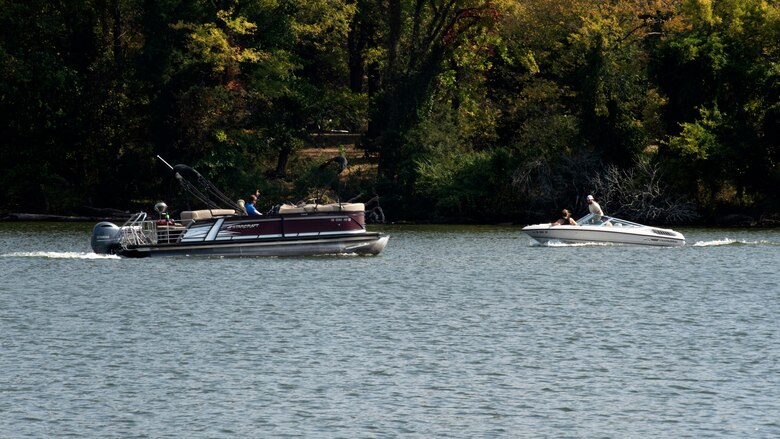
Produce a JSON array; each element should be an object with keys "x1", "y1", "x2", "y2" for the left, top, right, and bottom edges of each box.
[{"x1": 1, "y1": 222, "x2": 778, "y2": 438}]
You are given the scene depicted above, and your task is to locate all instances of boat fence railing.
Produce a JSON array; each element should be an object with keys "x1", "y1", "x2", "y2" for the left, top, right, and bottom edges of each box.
[{"x1": 118, "y1": 212, "x2": 158, "y2": 249}]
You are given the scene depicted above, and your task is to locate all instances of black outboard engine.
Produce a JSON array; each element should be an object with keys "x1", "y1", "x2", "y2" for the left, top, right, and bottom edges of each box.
[{"x1": 91, "y1": 222, "x2": 122, "y2": 254}]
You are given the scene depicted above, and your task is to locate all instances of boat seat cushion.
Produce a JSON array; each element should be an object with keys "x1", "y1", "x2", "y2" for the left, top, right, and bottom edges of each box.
[
  {"x1": 278, "y1": 203, "x2": 364, "y2": 214},
  {"x1": 180, "y1": 209, "x2": 236, "y2": 223}
]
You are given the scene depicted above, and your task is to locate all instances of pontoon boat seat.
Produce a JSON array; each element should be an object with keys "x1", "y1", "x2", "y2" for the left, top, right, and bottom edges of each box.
[
  {"x1": 180, "y1": 209, "x2": 237, "y2": 225},
  {"x1": 278, "y1": 203, "x2": 364, "y2": 214}
]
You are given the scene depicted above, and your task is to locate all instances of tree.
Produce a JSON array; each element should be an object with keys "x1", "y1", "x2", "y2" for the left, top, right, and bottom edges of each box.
[
  {"x1": 0, "y1": 0, "x2": 151, "y2": 211},
  {"x1": 654, "y1": 0, "x2": 780, "y2": 211},
  {"x1": 488, "y1": 0, "x2": 677, "y2": 216},
  {"x1": 359, "y1": 0, "x2": 506, "y2": 181}
]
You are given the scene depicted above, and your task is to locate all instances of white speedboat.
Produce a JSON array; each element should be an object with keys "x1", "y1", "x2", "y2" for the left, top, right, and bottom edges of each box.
[{"x1": 522, "y1": 213, "x2": 685, "y2": 247}]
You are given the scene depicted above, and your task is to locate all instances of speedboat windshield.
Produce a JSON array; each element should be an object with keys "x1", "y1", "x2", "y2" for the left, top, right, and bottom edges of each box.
[
  {"x1": 576, "y1": 213, "x2": 601, "y2": 225},
  {"x1": 575, "y1": 213, "x2": 643, "y2": 228}
]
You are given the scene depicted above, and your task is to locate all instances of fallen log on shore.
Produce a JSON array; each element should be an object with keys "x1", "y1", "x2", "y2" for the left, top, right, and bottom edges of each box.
[{"x1": 1, "y1": 212, "x2": 132, "y2": 222}]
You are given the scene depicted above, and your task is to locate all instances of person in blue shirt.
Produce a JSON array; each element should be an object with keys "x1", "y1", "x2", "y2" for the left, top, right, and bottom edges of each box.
[{"x1": 246, "y1": 194, "x2": 262, "y2": 215}]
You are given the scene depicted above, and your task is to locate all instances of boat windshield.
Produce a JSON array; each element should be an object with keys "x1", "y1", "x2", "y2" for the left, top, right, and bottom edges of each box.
[{"x1": 575, "y1": 213, "x2": 643, "y2": 228}]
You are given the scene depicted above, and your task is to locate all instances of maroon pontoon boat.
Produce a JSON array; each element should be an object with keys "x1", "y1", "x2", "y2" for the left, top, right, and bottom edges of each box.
[{"x1": 90, "y1": 158, "x2": 388, "y2": 257}]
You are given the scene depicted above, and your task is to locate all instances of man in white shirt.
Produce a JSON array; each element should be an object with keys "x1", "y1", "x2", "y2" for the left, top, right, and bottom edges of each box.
[{"x1": 587, "y1": 194, "x2": 604, "y2": 223}]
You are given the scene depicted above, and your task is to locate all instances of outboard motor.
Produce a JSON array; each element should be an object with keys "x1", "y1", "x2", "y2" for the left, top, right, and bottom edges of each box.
[{"x1": 91, "y1": 222, "x2": 122, "y2": 254}]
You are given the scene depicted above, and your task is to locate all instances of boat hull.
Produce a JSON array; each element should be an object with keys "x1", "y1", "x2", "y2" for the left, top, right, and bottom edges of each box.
[
  {"x1": 117, "y1": 232, "x2": 389, "y2": 258},
  {"x1": 92, "y1": 203, "x2": 389, "y2": 258},
  {"x1": 522, "y1": 224, "x2": 685, "y2": 247}
]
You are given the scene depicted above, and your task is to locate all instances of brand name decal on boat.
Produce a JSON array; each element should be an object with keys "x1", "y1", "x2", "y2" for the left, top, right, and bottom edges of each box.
[{"x1": 227, "y1": 224, "x2": 260, "y2": 229}]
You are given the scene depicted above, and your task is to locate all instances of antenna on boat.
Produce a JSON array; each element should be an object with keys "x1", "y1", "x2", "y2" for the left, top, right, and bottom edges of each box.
[
  {"x1": 158, "y1": 156, "x2": 243, "y2": 211},
  {"x1": 157, "y1": 155, "x2": 174, "y2": 170}
]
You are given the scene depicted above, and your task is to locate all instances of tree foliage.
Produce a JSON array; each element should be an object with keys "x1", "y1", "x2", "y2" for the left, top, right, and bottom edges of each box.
[{"x1": 0, "y1": 0, "x2": 777, "y2": 223}]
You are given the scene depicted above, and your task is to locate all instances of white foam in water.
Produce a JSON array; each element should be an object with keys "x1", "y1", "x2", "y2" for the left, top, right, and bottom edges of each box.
[
  {"x1": 692, "y1": 238, "x2": 737, "y2": 247},
  {"x1": 529, "y1": 239, "x2": 611, "y2": 247},
  {"x1": 532, "y1": 238, "x2": 776, "y2": 248},
  {"x1": 1, "y1": 251, "x2": 120, "y2": 260},
  {"x1": 692, "y1": 238, "x2": 773, "y2": 247}
]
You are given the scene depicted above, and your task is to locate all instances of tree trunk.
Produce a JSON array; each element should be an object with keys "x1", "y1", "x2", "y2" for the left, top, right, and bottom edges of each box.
[
  {"x1": 348, "y1": 13, "x2": 366, "y2": 93},
  {"x1": 275, "y1": 144, "x2": 292, "y2": 178}
]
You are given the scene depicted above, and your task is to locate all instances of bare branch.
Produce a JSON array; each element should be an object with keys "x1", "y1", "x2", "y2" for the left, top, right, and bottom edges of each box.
[{"x1": 590, "y1": 160, "x2": 698, "y2": 225}]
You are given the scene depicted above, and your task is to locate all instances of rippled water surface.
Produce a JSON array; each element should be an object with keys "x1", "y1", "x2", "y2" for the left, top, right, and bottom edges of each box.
[{"x1": 1, "y1": 222, "x2": 779, "y2": 438}]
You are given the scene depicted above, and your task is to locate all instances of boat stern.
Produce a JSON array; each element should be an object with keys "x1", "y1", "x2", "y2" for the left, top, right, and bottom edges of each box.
[{"x1": 91, "y1": 222, "x2": 122, "y2": 254}]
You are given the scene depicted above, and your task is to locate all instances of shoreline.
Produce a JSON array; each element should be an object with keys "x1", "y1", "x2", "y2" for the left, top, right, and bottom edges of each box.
[
  {"x1": 0, "y1": 213, "x2": 132, "y2": 222},
  {"x1": 2, "y1": 212, "x2": 778, "y2": 228}
]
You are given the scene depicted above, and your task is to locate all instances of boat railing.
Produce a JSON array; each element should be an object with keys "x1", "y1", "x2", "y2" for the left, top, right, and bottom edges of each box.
[
  {"x1": 118, "y1": 213, "x2": 188, "y2": 248},
  {"x1": 156, "y1": 223, "x2": 186, "y2": 244},
  {"x1": 118, "y1": 212, "x2": 157, "y2": 249}
]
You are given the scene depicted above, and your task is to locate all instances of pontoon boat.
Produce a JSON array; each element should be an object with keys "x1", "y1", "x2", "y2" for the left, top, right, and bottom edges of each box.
[{"x1": 90, "y1": 158, "x2": 388, "y2": 257}]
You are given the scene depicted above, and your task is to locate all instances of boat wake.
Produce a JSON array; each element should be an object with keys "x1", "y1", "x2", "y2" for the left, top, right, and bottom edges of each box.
[
  {"x1": 529, "y1": 240, "x2": 613, "y2": 247},
  {"x1": 1, "y1": 251, "x2": 120, "y2": 260},
  {"x1": 692, "y1": 238, "x2": 778, "y2": 247},
  {"x1": 530, "y1": 237, "x2": 778, "y2": 247}
]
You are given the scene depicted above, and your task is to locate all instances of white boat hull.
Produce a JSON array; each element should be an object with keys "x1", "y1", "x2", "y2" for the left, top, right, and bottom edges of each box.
[{"x1": 522, "y1": 215, "x2": 685, "y2": 247}]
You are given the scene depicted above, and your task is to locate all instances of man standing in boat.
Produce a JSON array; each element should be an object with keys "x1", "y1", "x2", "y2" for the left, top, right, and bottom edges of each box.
[{"x1": 586, "y1": 195, "x2": 604, "y2": 223}]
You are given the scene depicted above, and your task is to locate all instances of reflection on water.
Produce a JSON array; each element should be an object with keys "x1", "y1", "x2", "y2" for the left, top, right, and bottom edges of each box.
[{"x1": 1, "y1": 222, "x2": 779, "y2": 438}]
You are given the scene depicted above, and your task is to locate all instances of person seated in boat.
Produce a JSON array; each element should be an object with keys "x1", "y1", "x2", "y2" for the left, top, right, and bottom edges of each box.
[
  {"x1": 586, "y1": 194, "x2": 604, "y2": 223},
  {"x1": 551, "y1": 209, "x2": 576, "y2": 226},
  {"x1": 245, "y1": 194, "x2": 262, "y2": 216}
]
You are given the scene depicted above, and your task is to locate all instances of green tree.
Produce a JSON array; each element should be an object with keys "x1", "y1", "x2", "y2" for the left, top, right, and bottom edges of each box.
[
  {"x1": 0, "y1": 0, "x2": 151, "y2": 211},
  {"x1": 654, "y1": 0, "x2": 780, "y2": 211},
  {"x1": 360, "y1": 0, "x2": 507, "y2": 180},
  {"x1": 487, "y1": 0, "x2": 675, "y2": 215}
]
